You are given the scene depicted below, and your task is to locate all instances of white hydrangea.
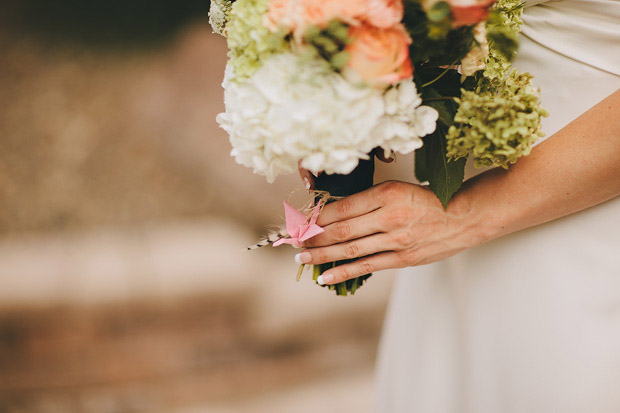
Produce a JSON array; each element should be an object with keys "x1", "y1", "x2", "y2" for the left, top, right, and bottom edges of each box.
[
  {"x1": 217, "y1": 53, "x2": 438, "y2": 182},
  {"x1": 374, "y1": 81, "x2": 438, "y2": 157}
]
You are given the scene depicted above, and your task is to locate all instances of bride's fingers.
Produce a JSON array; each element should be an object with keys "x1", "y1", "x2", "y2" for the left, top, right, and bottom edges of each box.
[
  {"x1": 374, "y1": 149, "x2": 395, "y2": 163},
  {"x1": 317, "y1": 252, "x2": 405, "y2": 285},
  {"x1": 302, "y1": 209, "x2": 384, "y2": 248},
  {"x1": 316, "y1": 185, "x2": 384, "y2": 226},
  {"x1": 300, "y1": 233, "x2": 394, "y2": 265},
  {"x1": 298, "y1": 162, "x2": 315, "y2": 190}
]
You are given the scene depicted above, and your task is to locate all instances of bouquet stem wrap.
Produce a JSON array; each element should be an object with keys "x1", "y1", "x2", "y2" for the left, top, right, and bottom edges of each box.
[{"x1": 313, "y1": 157, "x2": 375, "y2": 296}]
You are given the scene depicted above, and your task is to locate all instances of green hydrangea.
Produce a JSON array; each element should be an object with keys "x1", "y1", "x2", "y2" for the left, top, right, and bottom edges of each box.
[
  {"x1": 226, "y1": 0, "x2": 289, "y2": 80},
  {"x1": 484, "y1": 0, "x2": 523, "y2": 79},
  {"x1": 447, "y1": 71, "x2": 548, "y2": 168},
  {"x1": 446, "y1": 0, "x2": 548, "y2": 168},
  {"x1": 493, "y1": 0, "x2": 524, "y2": 33},
  {"x1": 209, "y1": 0, "x2": 235, "y2": 36}
]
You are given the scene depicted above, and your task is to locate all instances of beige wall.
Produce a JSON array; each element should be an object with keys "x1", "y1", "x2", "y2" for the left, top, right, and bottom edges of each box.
[{"x1": 0, "y1": 19, "x2": 398, "y2": 412}]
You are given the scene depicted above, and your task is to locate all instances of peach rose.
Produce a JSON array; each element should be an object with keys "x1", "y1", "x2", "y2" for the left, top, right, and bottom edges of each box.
[
  {"x1": 365, "y1": 0, "x2": 404, "y2": 28},
  {"x1": 265, "y1": 0, "x2": 356, "y2": 40},
  {"x1": 449, "y1": 0, "x2": 496, "y2": 27},
  {"x1": 297, "y1": 0, "x2": 345, "y2": 28},
  {"x1": 344, "y1": 23, "x2": 413, "y2": 86},
  {"x1": 264, "y1": 0, "x2": 295, "y2": 33},
  {"x1": 265, "y1": 0, "x2": 406, "y2": 39}
]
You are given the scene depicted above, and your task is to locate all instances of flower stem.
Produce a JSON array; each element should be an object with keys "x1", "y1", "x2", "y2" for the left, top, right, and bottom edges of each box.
[
  {"x1": 422, "y1": 96, "x2": 458, "y2": 103},
  {"x1": 297, "y1": 264, "x2": 305, "y2": 282},
  {"x1": 422, "y1": 60, "x2": 459, "y2": 88},
  {"x1": 312, "y1": 264, "x2": 321, "y2": 281}
]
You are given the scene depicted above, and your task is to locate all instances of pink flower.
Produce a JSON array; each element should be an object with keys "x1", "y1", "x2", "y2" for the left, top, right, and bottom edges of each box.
[
  {"x1": 263, "y1": 0, "x2": 296, "y2": 33},
  {"x1": 264, "y1": 0, "x2": 406, "y2": 39},
  {"x1": 298, "y1": 0, "x2": 347, "y2": 28},
  {"x1": 449, "y1": 0, "x2": 496, "y2": 27},
  {"x1": 365, "y1": 0, "x2": 404, "y2": 28},
  {"x1": 344, "y1": 23, "x2": 413, "y2": 86},
  {"x1": 264, "y1": 0, "x2": 351, "y2": 41}
]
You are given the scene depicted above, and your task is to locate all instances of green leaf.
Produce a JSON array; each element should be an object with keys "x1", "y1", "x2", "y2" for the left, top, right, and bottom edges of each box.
[
  {"x1": 418, "y1": 81, "x2": 465, "y2": 208},
  {"x1": 403, "y1": 1, "x2": 475, "y2": 66},
  {"x1": 414, "y1": 145, "x2": 429, "y2": 183},
  {"x1": 422, "y1": 124, "x2": 466, "y2": 208},
  {"x1": 427, "y1": 1, "x2": 451, "y2": 22},
  {"x1": 426, "y1": 97, "x2": 458, "y2": 127},
  {"x1": 487, "y1": 28, "x2": 519, "y2": 62}
]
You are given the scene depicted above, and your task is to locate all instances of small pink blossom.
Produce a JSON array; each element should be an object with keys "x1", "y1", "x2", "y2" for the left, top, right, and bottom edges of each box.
[{"x1": 460, "y1": 22, "x2": 489, "y2": 76}]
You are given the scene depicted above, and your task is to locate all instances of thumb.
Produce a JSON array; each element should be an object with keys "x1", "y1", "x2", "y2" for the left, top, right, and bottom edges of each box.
[
  {"x1": 374, "y1": 149, "x2": 395, "y2": 164},
  {"x1": 298, "y1": 161, "x2": 315, "y2": 190}
]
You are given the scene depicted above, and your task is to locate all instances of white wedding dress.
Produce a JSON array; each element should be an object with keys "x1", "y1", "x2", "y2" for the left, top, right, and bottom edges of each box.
[{"x1": 375, "y1": 1, "x2": 620, "y2": 412}]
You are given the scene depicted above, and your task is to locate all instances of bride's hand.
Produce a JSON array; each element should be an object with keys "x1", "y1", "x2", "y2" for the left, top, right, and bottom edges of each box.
[
  {"x1": 297, "y1": 181, "x2": 484, "y2": 285},
  {"x1": 301, "y1": 89, "x2": 620, "y2": 285}
]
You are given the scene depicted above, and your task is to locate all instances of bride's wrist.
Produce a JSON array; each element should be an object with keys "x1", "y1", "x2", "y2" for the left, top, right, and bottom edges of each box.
[{"x1": 447, "y1": 181, "x2": 501, "y2": 249}]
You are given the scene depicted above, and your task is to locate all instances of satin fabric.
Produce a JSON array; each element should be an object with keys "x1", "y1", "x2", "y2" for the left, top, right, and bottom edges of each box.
[{"x1": 375, "y1": 2, "x2": 620, "y2": 412}]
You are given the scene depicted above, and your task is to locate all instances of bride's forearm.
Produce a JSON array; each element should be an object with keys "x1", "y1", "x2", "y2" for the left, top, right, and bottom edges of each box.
[{"x1": 451, "y1": 88, "x2": 620, "y2": 245}]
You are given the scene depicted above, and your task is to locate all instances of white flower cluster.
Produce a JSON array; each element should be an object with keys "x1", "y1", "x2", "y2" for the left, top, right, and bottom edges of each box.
[{"x1": 217, "y1": 53, "x2": 438, "y2": 182}]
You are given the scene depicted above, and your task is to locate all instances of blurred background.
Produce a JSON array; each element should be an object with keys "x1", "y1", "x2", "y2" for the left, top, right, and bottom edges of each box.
[{"x1": 0, "y1": 1, "x2": 414, "y2": 411}]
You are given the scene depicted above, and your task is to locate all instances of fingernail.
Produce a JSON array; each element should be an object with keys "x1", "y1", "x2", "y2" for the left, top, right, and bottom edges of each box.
[
  {"x1": 303, "y1": 177, "x2": 311, "y2": 190},
  {"x1": 317, "y1": 273, "x2": 334, "y2": 285},
  {"x1": 294, "y1": 252, "x2": 311, "y2": 265}
]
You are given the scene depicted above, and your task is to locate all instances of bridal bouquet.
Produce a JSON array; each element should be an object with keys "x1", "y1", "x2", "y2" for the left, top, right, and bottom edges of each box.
[{"x1": 211, "y1": 0, "x2": 546, "y2": 295}]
